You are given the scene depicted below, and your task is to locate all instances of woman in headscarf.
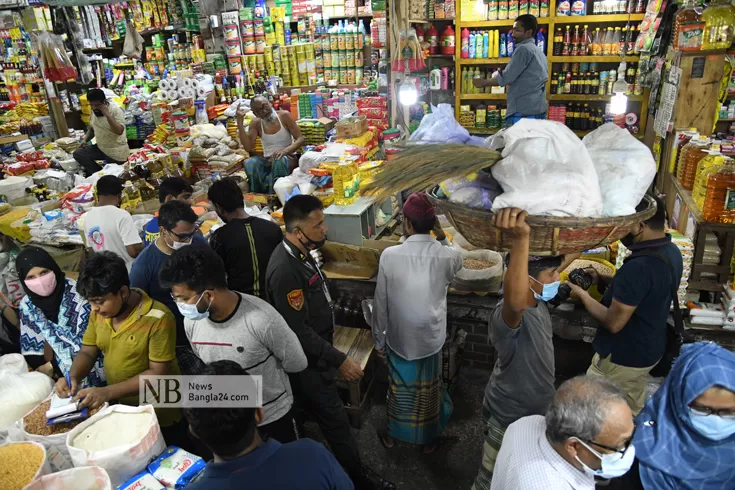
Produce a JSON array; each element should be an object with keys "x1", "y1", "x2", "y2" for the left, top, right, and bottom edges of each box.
[
  {"x1": 17, "y1": 246, "x2": 105, "y2": 387},
  {"x1": 633, "y1": 341, "x2": 735, "y2": 489}
]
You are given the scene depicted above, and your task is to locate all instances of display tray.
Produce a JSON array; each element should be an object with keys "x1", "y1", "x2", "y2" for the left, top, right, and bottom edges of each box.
[{"x1": 427, "y1": 188, "x2": 656, "y2": 256}]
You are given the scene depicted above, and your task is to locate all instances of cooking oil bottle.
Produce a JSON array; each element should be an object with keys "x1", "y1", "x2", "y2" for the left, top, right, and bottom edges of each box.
[
  {"x1": 702, "y1": 163, "x2": 735, "y2": 223},
  {"x1": 333, "y1": 157, "x2": 357, "y2": 206},
  {"x1": 122, "y1": 181, "x2": 142, "y2": 211},
  {"x1": 702, "y1": 0, "x2": 735, "y2": 49},
  {"x1": 679, "y1": 136, "x2": 711, "y2": 190},
  {"x1": 692, "y1": 148, "x2": 729, "y2": 209}
]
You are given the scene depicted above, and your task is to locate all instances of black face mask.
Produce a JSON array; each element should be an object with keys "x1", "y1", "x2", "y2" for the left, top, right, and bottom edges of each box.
[
  {"x1": 93, "y1": 109, "x2": 104, "y2": 117},
  {"x1": 112, "y1": 290, "x2": 129, "y2": 318},
  {"x1": 298, "y1": 229, "x2": 326, "y2": 250}
]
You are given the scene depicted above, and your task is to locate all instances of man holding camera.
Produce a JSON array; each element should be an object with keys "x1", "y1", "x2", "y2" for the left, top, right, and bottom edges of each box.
[{"x1": 569, "y1": 197, "x2": 682, "y2": 415}]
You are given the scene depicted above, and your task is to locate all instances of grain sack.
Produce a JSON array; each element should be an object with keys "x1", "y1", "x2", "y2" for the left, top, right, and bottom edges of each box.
[
  {"x1": 23, "y1": 465, "x2": 111, "y2": 490},
  {"x1": 11, "y1": 396, "x2": 107, "y2": 467},
  {"x1": 66, "y1": 405, "x2": 165, "y2": 487},
  {"x1": 0, "y1": 441, "x2": 50, "y2": 490},
  {"x1": 0, "y1": 355, "x2": 54, "y2": 433},
  {"x1": 451, "y1": 249, "x2": 504, "y2": 293}
]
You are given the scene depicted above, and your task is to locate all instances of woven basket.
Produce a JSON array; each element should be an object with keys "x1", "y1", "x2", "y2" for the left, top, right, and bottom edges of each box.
[{"x1": 427, "y1": 189, "x2": 657, "y2": 256}]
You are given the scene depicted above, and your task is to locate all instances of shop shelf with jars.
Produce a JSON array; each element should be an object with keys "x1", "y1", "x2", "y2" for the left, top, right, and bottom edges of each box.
[
  {"x1": 459, "y1": 94, "x2": 507, "y2": 100},
  {"x1": 459, "y1": 58, "x2": 511, "y2": 65}
]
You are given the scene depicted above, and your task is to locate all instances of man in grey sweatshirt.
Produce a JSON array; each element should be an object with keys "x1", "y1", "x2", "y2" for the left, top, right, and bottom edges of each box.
[{"x1": 160, "y1": 244, "x2": 307, "y2": 443}]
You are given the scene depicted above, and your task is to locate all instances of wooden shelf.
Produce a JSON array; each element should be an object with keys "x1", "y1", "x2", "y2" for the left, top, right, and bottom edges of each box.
[
  {"x1": 549, "y1": 94, "x2": 645, "y2": 101},
  {"x1": 717, "y1": 118, "x2": 735, "y2": 122},
  {"x1": 459, "y1": 93, "x2": 506, "y2": 100},
  {"x1": 460, "y1": 17, "x2": 551, "y2": 28},
  {"x1": 550, "y1": 55, "x2": 641, "y2": 62},
  {"x1": 553, "y1": 14, "x2": 645, "y2": 23},
  {"x1": 458, "y1": 58, "x2": 511, "y2": 65}
]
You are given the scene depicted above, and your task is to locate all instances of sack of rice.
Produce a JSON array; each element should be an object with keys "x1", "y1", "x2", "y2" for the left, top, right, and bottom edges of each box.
[
  {"x1": 451, "y1": 249, "x2": 504, "y2": 293},
  {"x1": 0, "y1": 355, "x2": 54, "y2": 434},
  {"x1": 0, "y1": 441, "x2": 50, "y2": 490},
  {"x1": 11, "y1": 396, "x2": 107, "y2": 467},
  {"x1": 65, "y1": 405, "x2": 166, "y2": 487},
  {"x1": 23, "y1": 465, "x2": 111, "y2": 490}
]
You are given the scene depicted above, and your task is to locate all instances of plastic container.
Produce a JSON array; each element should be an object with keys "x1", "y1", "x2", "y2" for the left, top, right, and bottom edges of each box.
[
  {"x1": 673, "y1": 0, "x2": 704, "y2": 51},
  {"x1": 679, "y1": 136, "x2": 710, "y2": 190},
  {"x1": 702, "y1": 0, "x2": 735, "y2": 50},
  {"x1": 703, "y1": 167, "x2": 735, "y2": 223},
  {"x1": 693, "y1": 151, "x2": 730, "y2": 209}
]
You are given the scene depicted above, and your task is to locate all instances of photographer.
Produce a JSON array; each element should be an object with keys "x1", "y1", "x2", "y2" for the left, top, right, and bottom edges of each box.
[{"x1": 568, "y1": 196, "x2": 682, "y2": 415}]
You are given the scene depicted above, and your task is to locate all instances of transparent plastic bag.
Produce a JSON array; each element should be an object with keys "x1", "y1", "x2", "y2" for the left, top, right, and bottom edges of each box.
[{"x1": 410, "y1": 104, "x2": 470, "y2": 143}]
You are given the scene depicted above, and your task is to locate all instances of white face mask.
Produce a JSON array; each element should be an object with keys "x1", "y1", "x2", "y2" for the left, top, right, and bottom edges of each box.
[
  {"x1": 573, "y1": 438, "x2": 636, "y2": 479},
  {"x1": 176, "y1": 291, "x2": 211, "y2": 320},
  {"x1": 164, "y1": 232, "x2": 193, "y2": 251}
]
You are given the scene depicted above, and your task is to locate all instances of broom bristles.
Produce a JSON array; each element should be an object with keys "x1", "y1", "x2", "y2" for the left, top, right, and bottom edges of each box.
[{"x1": 361, "y1": 143, "x2": 502, "y2": 200}]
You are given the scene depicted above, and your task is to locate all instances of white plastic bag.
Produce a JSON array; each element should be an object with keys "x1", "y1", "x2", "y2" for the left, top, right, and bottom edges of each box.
[
  {"x1": 451, "y1": 249, "x2": 504, "y2": 293},
  {"x1": 489, "y1": 119, "x2": 603, "y2": 217},
  {"x1": 410, "y1": 103, "x2": 470, "y2": 143},
  {"x1": 582, "y1": 123, "x2": 656, "y2": 217},
  {"x1": 24, "y1": 465, "x2": 111, "y2": 490},
  {"x1": 0, "y1": 366, "x2": 54, "y2": 432},
  {"x1": 66, "y1": 405, "x2": 166, "y2": 487}
]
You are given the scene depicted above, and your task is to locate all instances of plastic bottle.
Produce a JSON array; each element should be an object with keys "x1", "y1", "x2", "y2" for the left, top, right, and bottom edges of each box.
[
  {"x1": 441, "y1": 67, "x2": 449, "y2": 90},
  {"x1": 507, "y1": 30, "x2": 515, "y2": 55},
  {"x1": 441, "y1": 25, "x2": 456, "y2": 55},
  {"x1": 571, "y1": 25, "x2": 580, "y2": 56},
  {"x1": 702, "y1": 164, "x2": 735, "y2": 223},
  {"x1": 122, "y1": 181, "x2": 142, "y2": 210},
  {"x1": 461, "y1": 67, "x2": 470, "y2": 93},
  {"x1": 673, "y1": 0, "x2": 704, "y2": 51},
  {"x1": 562, "y1": 25, "x2": 571, "y2": 55},
  {"x1": 671, "y1": 130, "x2": 698, "y2": 176},
  {"x1": 469, "y1": 31, "x2": 476, "y2": 58},
  {"x1": 476, "y1": 30, "x2": 484, "y2": 58},
  {"x1": 702, "y1": 0, "x2": 735, "y2": 50},
  {"x1": 493, "y1": 30, "x2": 500, "y2": 58},
  {"x1": 553, "y1": 27, "x2": 563, "y2": 55},
  {"x1": 679, "y1": 136, "x2": 711, "y2": 190},
  {"x1": 590, "y1": 27, "x2": 601, "y2": 55},
  {"x1": 626, "y1": 23, "x2": 636, "y2": 53},
  {"x1": 611, "y1": 27, "x2": 622, "y2": 55},
  {"x1": 358, "y1": 20, "x2": 366, "y2": 49},
  {"x1": 580, "y1": 25, "x2": 589, "y2": 55},
  {"x1": 693, "y1": 150, "x2": 730, "y2": 209},
  {"x1": 500, "y1": 32, "x2": 507, "y2": 57},
  {"x1": 427, "y1": 24, "x2": 439, "y2": 55},
  {"x1": 430, "y1": 67, "x2": 442, "y2": 90},
  {"x1": 461, "y1": 28, "x2": 470, "y2": 58},
  {"x1": 483, "y1": 31, "x2": 490, "y2": 58},
  {"x1": 536, "y1": 28, "x2": 546, "y2": 53}
]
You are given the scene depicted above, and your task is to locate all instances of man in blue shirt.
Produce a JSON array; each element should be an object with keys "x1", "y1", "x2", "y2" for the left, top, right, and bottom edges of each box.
[
  {"x1": 143, "y1": 177, "x2": 194, "y2": 246},
  {"x1": 185, "y1": 360, "x2": 354, "y2": 490},
  {"x1": 131, "y1": 200, "x2": 207, "y2": 374},
  {"x1": 570, "y1": 196, "x2": 683, "y2": 415},
  {"x1": 472, "y1": 14, "x2": 548, "y2": 125}
]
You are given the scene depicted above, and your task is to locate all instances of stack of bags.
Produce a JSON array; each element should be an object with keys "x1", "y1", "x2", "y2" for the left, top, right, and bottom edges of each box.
[
  {"x1": 55, "y1": 137, "x2": 81, "y2": 154},
  {"x1": 688, "y1": 301, "x2": 725, "y2": 328}
]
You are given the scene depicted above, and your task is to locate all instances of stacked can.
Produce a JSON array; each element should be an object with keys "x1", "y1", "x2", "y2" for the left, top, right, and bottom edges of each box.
[{"x1": 322, "y1": 28, "x2": 364, "y2": 84}]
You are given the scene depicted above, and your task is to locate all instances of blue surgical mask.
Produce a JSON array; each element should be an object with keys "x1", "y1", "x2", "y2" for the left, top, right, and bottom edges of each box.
[
  {"x1": 689, "y1": 409, "x2": 735, "y2": 441},
  {"x1": 574, "y1": 439, "x2": 636, "y2": 479},
  {"x1": 529, "y1": 276, "x2": 560, "y2": 302},
  {"x1": 176, "y1": 291, "x2": 211, "y2": 321}
]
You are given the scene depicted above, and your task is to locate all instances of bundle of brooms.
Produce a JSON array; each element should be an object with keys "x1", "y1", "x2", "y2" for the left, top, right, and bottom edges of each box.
[{"x1": 361, "y1": 143, "x2": 656, "y2": 255}]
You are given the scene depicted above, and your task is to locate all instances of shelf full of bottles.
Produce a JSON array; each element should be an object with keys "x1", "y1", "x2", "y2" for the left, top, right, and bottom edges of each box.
[{"x1": 453, "y1": 0, "x2": 649, "y2": 136}]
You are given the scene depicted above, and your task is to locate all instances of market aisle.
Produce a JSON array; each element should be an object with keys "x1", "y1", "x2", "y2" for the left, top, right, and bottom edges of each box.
[{"x1": 304, "y1": 367, "x2": 488, "y2": 490}]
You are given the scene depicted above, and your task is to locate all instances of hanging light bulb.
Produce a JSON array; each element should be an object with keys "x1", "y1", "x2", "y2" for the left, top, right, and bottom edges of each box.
[
  {"x1": 399, "y1": 75, "x2": 417, "y2": 106},
  {"x1": 610, "y1": 61, "x2": 628, "y2": 115}
]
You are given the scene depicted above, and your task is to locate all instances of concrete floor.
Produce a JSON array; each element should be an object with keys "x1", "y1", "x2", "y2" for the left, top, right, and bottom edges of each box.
[{"x1": 307, "y1": 366, "x2": 490, "y2": 490}]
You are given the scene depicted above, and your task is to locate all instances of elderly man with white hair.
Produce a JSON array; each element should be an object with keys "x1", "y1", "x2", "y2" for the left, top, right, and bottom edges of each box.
[{"x1": 491, "y1": 376, "x2": 636, "y2": 490}]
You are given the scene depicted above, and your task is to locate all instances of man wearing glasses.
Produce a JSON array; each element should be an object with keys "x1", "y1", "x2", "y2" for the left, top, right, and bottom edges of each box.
[
  {"x1": 130, "y1": 200, "x2": 207, "y2": 374},
  {"x1": 491, "y1": 376, "x2": 636, "y2": 489}
]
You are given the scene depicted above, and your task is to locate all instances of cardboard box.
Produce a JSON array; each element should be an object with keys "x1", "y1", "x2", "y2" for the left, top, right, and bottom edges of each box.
[
  {"x1": 321, "y1": 242, "x2": 380, "y2": 280},
  {"x1": 362, "y1": 238, "x2": 399, "y2": 252}
]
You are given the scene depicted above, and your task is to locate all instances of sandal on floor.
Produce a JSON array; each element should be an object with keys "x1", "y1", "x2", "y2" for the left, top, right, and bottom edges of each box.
[{"x1": 377, "y1": 429, "x2": 395, "y2": 449}]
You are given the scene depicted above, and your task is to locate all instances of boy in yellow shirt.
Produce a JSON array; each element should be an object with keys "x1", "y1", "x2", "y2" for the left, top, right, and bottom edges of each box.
[{"x1": 56, "y1": 251, "x2": 185, "y2": 445}]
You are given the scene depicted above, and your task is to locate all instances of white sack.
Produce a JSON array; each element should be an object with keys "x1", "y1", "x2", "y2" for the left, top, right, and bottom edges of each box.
[
  {"x1": 582, "y1": 123, "x2": 656, "y2": 217},
  {"x1": 489, "y1": 119, "x2": 603, "y2": 217},
  {"x1": 24, "y1": 465, "x2": 111, "y2": 490}
]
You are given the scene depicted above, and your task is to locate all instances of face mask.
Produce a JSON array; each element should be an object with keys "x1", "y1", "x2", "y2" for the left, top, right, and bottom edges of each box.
[
  {"x1": 176, "y1": 291, "x2": 212, "y2": 320},
  {"x1": 689, "y1": 409, "x2": 735, "y2": 441},
  {"x1": 574, "y1": 439, "x2": 636, "y2": 479},
  {"x1": 165, "y1": 233, "x2": 192, "y2": 251},
  {"x1": 25, "y1": 272, "x2": 57, "y2": 297},
  {"x1": 298, "y1": 229, "x2": 326, "y2": 250},
  {"x1": 112, "y1": 291, "x2": 129, "y2": 318},
  {"x1": 621, "y1": 228, "x2": 642, "y2": 247},
  {"x1": 93, "y1": 108, "x2": 103, "y2": 117},
  {"x1": 529, "y1": 276, "x2": 560, "y2": 302}
]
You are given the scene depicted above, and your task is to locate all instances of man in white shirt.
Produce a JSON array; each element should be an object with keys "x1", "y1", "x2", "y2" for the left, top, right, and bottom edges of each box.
[
  {"x1": 372, "y1": 192, "x2": 462, "y2": 454},
  {"x1": 80, "y1": 176, "x2": 143, "y2": 271},
  {"x1": 73, "y1": 89, "x2": 130, "y2": 177},
  {"x1": 491, "y1": 376, "x2": 636, "y2": 490}
]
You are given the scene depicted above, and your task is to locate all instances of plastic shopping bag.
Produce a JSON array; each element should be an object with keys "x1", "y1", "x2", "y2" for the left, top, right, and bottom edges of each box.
[
  {"x1": 24, "y1": 465, "x2": 111, "y2": 490},
  {"x1": 489, "y1": 119, "x2": 603, "y2": 217},
  {"x1": 582, "y1": 123, "x2": 656, "y2": 217},
  {"x1": 123, "y1": 22, "x2": 145, "y2": 59},
  {"x1": 410, "y1": 103, "x2": 470, "y2": 143},
  {"x1": 65, "y1": 405, "x2": 166, "y2": 487}
]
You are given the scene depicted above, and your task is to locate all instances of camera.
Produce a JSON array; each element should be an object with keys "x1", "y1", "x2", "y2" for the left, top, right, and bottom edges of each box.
[{"x1": 548, "y1": 268, "x2": 593, "y2": 307}]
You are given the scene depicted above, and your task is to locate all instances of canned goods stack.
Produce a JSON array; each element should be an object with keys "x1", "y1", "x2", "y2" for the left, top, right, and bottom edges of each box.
[{"x1": 322, "y1": 21, "x2": 365, "y2": 85}]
